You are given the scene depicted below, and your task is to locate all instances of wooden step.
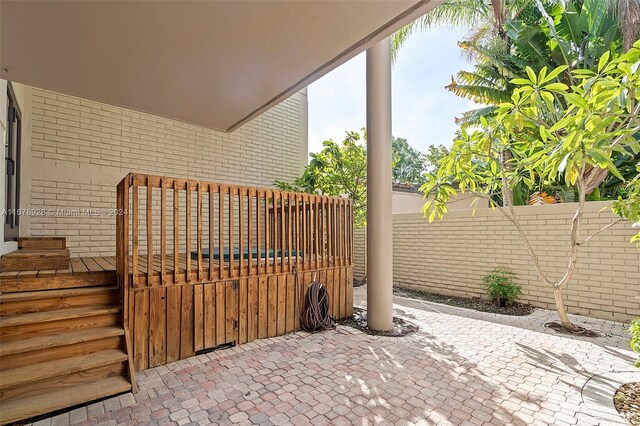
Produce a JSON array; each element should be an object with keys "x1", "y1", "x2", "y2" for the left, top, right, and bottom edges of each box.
[
  {"x1": 0, "y1": 306, "x2": 120, "y2": 328},
  {"x1": 0, "y1": 326, "x2": 124, "y2": 357},
  {"x1": 0, "y1": 376, "x2": 131, "y2": 425},
  {"x1": 0, "y1": 286, "x2": 118, "y2": 316},
  {"x1": 0, "y1": 306, "x2": 121, "y2": 340},
  {"x1": 0, "y1": 271, "x2": 116, "y2": 293},
  {"x1": 18, "y1": 236, "x2": 66, "y2": 250},
  {"x1": 0, "y1": 349, "x2": 127, "y2": 392},
  {"x1": 1, "y1": 249, "x2": 70, "y2": 272}
]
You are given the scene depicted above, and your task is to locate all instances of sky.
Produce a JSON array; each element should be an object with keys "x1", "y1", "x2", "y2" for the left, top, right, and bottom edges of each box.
[{"x1": 308, "y1": 26, "x2": 477, "y2": 156}]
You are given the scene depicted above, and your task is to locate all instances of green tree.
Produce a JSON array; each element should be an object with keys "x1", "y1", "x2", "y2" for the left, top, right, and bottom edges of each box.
[
  {"x1": 392, "y1": 137, "x2": 427, "y2": 184},
  {"x1": 276, "y1": 131, "x2": 429, "y2": 226},
  {"x1": 421, "y1": 44, "x2": 640, "y2": 330},
  {"x1": 276, "y1": 131, "x2": 367, "y2": 227},
  {"x1": 424, "y1": 144, "x2": 451, "y2": 173}
]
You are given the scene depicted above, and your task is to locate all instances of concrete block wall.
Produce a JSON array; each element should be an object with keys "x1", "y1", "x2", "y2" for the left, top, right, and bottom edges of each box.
[
  {"x1": 354, "y1": 201, "x2": 640, "y2": 322},
  {"x1": 22, "y1": 85, "x2": 307, "y2": 257}
]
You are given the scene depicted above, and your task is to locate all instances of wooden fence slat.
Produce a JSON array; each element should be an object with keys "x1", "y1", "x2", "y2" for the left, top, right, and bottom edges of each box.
[
  {"x1": 146, "y1": 178, "x2": 153, "y2": 285},
  {"x1": 197, "y1": 183, "x2": 203, "y2": 281},
  {"x1": 209, "y1": 188, "x2": 214, "y2": 281},
  {"x1": 267, "y1": 276, "x2": 277, "y2": 337},
  {"x1": 239, "y1": 278, "x2": 248, "y2": 344},
  {"x1": 216, "y1": 282, "x2": 225, "y2": 346},
  {"x1": 166, "y1": 286, "x2": 181, "y2": 362},
  {"x1": 256, "y1": 191, "x2": 262, "y2": 275},
  {"x1": 219, "y1": 186, "x2": 224, "y2": 280},
  {"x1": 258, "y1": 277, "x2": 268, "y2": 339},
  {"x1": 302, "y1": 195, "x2": 307, "y2": 269},
  {"x1": 132, "y1": 180, "x2": 139, "y2": 287},
  {"x1": 173, "y1": 181, "x2": 180, "y2": 284},
  {"x1": 194, "y1": 284, "x2": 204, "y2": 351},
  {"x1": 185, "y1": 184, "x2": 192, "y2": 283},
  {"x1": 149, "y1": 287, "x2": 167, "y2": 367},
  {"x1": 277, "y1": 274, "x2": 286, "y2": 335},
  {"x1": 287, "y1": 193, "x2": 292, "y2": 270},
  {"x1": 229, "y1": 186, "x2": 235, "y2": 278},
  {"x1": 273, "y1": 192, "x2": 278, "y2": 275},
  {"x1": 280, "y1": 193, "x2": 285, "y2": 273},
  {"x1": 285, "y1": 273, "x2": 294, "y2": 333},
  {"x1": 265, "y1": 192, "x2": 270, "y2": 276},
  {"x1": 204, "y1": 284, "x2": 215, "y2": 349},
  {"x1": 248, "y1": 277, "x2": 258, "y2": 342},
  {"x1": 239, "y1": 188, "x2": 245, "y2": 276},
  {"x1": 248, "y1": 190, "x2": 253, "y2": 276},
  {"x1": 226, "y1": 281, "x2": 237, "y2": 343},
  {"x1": 133, "y1": 290, "x2": 148, "y2": 370},
  {"x1": 314, "y1": 196, "x2": 320, "y2": 270},
  {"x1": 180, "y1": 284, "x2": 194, "y2": 359},
  {"x1": 160, "y1": 178, "x2": 166, "y2": 284}
]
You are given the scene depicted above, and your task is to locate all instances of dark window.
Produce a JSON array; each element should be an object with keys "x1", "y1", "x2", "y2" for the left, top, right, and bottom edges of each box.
[{"x1": 5, "y1": 82, "x2": 21, "y2": 241}]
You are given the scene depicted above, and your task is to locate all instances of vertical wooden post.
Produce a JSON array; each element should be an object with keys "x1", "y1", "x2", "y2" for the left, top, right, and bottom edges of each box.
[
  {"x1": 229, "y1": 186, "x2": 235, "y2": 278},
  {"x1": 257, "y1": 190, "x2": 262, "y2": 274},
  {"x1": 219, "y1": 185, "x2": 224, "y2": 280},
  {"x1": 173, "y1": 180, "x2": 180, "y2": 284},
  {"x1": 248, "y1": 189, "x2": 253, "y2": 276},
  {"x1": 265, "y1": 191, "x2": 270, "y2": 275},
  {"x1": 209, "y1": 186, "x2": 215, "y2": 280},
  {"x1": 280, "y1": 191, "x2": 285, "y2": 273},
  {"x1": 160, "y1": 178, "x2": 166, "y2": 284},
  {"x1": 132, "y1": 177, "x2": 139, "y2": 287},
  {"x1": 186, "y1": 181, "x2": 192, "y2": 283},
  {"x1": 239, "y1": 188, "x2": 245, "y2": 276},
  {"x1": 197, "y1": 182, "x2": 203, "y2": 281},
  {"x1": 146, "y1": 176, "x2": 153, "y2": 285}
]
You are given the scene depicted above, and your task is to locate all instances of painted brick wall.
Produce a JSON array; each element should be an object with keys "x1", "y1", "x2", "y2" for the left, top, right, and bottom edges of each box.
[
  {"x1": 354, "y1": 202, "x2": 640, "y2": 322},
  {"x1": 26, "y1": 87, "x2": 307, "y2": 257}
]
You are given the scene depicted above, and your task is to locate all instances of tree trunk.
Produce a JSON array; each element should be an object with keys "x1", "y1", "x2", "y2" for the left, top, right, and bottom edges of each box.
[
  {"x1": 501, "y1": 150, "x2": 514, "y2": 206},
  {"x1": 553, "y1": 287, "x2": 576, "y2": 330}
]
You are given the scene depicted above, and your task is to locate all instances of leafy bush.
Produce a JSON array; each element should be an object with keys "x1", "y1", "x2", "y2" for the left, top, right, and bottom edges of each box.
[
  {"x1": 630, "y1": 318, "x2": 640, "y2": 368},
  {"x1": 483, "y1": 267, "x2": 522, "y2": 307}
]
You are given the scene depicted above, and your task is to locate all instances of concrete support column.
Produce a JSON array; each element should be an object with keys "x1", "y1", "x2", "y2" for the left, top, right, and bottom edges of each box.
[{"x1": 366, "y1": 38, "x2": 393, "y2": 331}]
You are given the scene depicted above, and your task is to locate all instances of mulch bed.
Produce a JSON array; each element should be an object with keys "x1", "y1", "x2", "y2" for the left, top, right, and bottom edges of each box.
[
  {"x1": 543, "y1": 322, "x2": 601, "y2": 338},
  {"x1": 339, "y1": 307, "x2": 418, "y2": 337},
  {"x1": 393, "y1": 288, "x2": 535, "y2": 316},
  {"x1": 614, "y1": 382, "x2": 640, "y2": 425}
]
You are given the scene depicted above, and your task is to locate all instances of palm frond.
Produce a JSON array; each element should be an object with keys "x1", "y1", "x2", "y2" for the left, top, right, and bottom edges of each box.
[{"x1": 445, "y1": 80, "x2": 511, "y2": 104}]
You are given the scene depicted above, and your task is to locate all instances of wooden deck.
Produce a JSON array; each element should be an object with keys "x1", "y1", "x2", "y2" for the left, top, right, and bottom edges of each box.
[
  {"x1": 0, "y1": 256, "x2": 117, "y2": 280},
  {"x1": 0, "y1": 254, "x2": 304, "y2": 280}
]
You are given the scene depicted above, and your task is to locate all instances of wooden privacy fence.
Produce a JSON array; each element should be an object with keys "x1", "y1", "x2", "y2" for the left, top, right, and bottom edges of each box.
[{"x1": 116, "y1": 173, "x2": 354, "y2": 370}]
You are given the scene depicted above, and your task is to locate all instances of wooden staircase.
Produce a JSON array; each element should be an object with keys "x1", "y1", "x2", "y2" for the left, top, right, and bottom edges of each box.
[
  {"x1": 2, "y1": 237, "x2": 70, "y2": 272},
  {"x1": 0, "y1": 238, "x2": 135, "y2": 425}
]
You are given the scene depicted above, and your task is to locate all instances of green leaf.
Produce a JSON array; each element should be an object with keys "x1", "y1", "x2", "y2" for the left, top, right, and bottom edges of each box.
[
  {"x1": 511, "y1": 78, "x2": 533, "y2": 85},
  {"x1": 525, "y1": 67, "x2": 537, "y2": 84},
  {"x1": 544, "y1": 83, "x2": 569, "y2": 93},
  {"x1": 598, "y1": 51, "x2": 610, "y2": 72}
]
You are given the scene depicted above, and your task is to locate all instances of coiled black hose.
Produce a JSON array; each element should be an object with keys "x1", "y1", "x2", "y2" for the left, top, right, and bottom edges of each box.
[{"x1": 300, "y1": 277, "x2": 335, "y2": 333}]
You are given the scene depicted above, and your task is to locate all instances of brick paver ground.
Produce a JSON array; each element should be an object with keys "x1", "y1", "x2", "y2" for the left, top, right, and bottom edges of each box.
[{"x1": 29, "y1": 287, "x2": 635, "y2": 426}]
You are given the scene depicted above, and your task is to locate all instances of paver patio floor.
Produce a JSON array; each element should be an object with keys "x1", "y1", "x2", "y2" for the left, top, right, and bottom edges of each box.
[{"x1": 30, "y1": 287, "x2": 635, "y2": 426}]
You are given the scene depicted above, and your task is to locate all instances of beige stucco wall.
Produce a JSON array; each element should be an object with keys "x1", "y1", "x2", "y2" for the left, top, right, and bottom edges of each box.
[
  {"x1": 354, "y1": 201, "x2": 640, "y2": 322},
  {"x1": 17, "y1": 84, "x2": 308, "y2": 257},
  {"x1": 392, "y1": 190, "x2": 484, "y2": 214}
]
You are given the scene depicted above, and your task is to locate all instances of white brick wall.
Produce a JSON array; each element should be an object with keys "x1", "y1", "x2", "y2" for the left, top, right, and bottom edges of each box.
[
  {"x1": 354, "y1": 202, "x2": 640, "y2": 322},
  {"x1": 26, "y1": 87, "x2": 307, "y2": 257}
]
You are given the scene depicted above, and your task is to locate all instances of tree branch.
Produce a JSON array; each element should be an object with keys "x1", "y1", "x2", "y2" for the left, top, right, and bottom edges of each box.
[{"x1": 577, "y1": 218, "x2": 624, "y2": 246}]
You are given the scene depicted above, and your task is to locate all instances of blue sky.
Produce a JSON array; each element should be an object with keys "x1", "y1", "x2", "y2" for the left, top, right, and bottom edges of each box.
[{"x1": 308, "y1": 26, "x2": 477, "y2": 156}]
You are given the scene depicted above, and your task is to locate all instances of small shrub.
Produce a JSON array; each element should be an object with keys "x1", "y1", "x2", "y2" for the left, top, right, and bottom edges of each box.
[
  {"x1": 483, "y1": 267, "x2": 522, "y2": 307},
  {"x1": 630, "y1": 318, "x2": 640, "y2": 368}
]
